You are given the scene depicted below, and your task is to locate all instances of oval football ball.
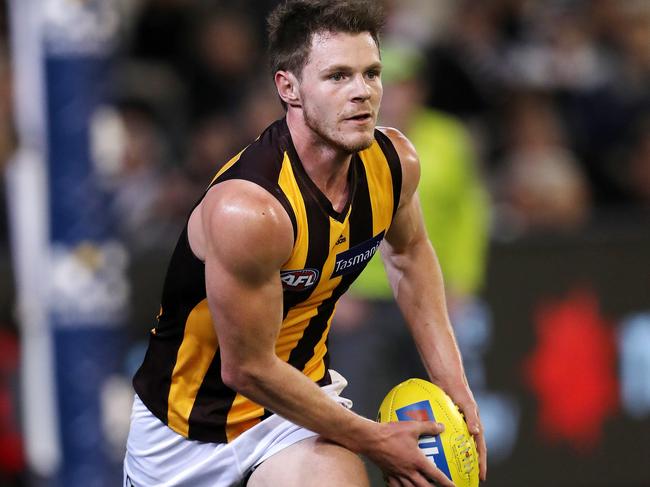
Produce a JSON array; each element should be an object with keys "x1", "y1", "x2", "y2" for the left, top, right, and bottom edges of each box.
[{"x1": 378, "y1": 378, "x2": 479, "y2": 487}]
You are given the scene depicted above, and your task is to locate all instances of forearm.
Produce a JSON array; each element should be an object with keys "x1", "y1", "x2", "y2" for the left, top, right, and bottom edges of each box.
[
  {"x1": 223, "y1": 354, "x2": 378, "y2": 452},
  {"x1": 383, "y1": 236, "x2": 467, "y2": 387},
  {"x1": 209, "y1": 273, "x2": 379, "y2": 454}
]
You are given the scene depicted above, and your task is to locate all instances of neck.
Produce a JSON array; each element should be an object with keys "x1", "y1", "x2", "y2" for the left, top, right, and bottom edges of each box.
[{"x1": 286, "y1": 110, "x2": 352, "y2": 202}]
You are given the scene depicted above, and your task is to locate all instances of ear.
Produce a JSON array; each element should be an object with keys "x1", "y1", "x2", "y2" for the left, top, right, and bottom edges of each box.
[{"x1": 274, "y1": 70, "x2": 301, "y2": 108}]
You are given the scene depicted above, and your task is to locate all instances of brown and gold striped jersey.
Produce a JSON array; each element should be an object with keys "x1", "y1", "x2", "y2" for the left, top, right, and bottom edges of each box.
[{"x1": 133, "y1": 118, "x2": 402, "y2": 443}]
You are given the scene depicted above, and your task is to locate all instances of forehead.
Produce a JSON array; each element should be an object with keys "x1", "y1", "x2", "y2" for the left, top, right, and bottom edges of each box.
[{"x1": 305, "y1": 31, "x2": 380, "y2": 71}]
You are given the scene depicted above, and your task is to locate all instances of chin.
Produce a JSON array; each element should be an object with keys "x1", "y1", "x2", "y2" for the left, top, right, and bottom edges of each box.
[{"x1": 341, "y1": 132, "x2": 375, "y2": 153}]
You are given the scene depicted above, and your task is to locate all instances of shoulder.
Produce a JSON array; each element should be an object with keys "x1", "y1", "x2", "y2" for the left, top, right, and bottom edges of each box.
[
  {"x1": 191, "y1": 180, "x2": 294, "y2": 282},
  {"x1": 377, "y1": 126, "x2": 420, "y2": 205}
]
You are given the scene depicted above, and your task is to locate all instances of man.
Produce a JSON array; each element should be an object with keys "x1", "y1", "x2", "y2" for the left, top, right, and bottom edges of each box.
[{"x1": 124, "y1": 1, "x2": 486, "y2": 486}]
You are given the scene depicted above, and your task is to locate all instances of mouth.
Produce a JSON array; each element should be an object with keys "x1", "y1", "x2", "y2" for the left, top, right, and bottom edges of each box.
[{"x1": 345, "y1": 113, "x2": 373, "y2": 124}]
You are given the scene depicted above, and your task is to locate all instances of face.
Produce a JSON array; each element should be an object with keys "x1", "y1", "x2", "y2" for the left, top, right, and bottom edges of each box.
[{"x1": 296, "y1": 31, "x2": 383, "y2": 153}]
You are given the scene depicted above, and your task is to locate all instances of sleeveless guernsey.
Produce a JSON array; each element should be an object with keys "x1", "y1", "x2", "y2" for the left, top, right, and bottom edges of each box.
[{"x1": 133, "y1": 118, "x2": 402, "y2": 443}]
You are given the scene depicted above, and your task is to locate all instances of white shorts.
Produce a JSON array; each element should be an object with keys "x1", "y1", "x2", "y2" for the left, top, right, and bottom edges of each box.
[{"x1": 123, "y1": 370, "x2": 352, "y2": 487}]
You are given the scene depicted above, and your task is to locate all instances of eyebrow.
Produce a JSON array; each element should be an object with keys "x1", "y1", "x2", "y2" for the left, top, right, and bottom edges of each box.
[{"x1": 320, "y1": 62, "x2": 383, "y2": 74}]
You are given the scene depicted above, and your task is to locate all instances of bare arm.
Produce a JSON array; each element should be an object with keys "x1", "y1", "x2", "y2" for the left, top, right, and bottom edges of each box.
[
  {"x1": 189, "y1": 179, "x2": 453, "y2": 487},
  {"x1": 379, "y1": 127, "x2": 488, "y2": 481}
]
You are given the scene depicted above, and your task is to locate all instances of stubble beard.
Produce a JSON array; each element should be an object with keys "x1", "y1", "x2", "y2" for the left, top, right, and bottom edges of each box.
[{"x1": 303, "y1": 105, "x2": 375, "y2": 154}]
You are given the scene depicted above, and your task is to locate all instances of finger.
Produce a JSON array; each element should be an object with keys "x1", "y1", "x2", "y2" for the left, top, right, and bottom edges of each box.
[
  {"x1": 475, "y1": 430, "x2": 488, "y2": 481},
  {"x1": 386, "y1": 476, "x2": 400, "y2": 487},
  {"x1": 387, "y1": 475, "x2": 413, "y2": 487},
  {"x1": 401, "y1": 476, "x2": 418, "y2": 487},
  {"x1": 458, "y1": 403, "x2": 488, "y2": 481},
  {"x1": 420, "y1": 460, "x2": 455, "y2": 487},
  {"x1": 417, "y1": 420, "x2": 445, "y2": 437},
  {"x1": 462, "y1": 410, "x2": 487, "y2": 481},
  {"x1": 411, "y1": 470, "x2": 440, "y2": 487},
  {"x1": 464, "y1": 408, "x2": 482, "y2": 438}
]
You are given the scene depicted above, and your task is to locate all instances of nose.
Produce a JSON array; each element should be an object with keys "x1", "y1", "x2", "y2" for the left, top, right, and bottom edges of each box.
[{"x1": 351, "y1": 74, "x2": 371, "y2": 102}]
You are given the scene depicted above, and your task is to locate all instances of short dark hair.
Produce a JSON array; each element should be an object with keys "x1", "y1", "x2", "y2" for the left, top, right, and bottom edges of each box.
[{"x1": 267, "y1": 0, "x2": 385, "y2": 78}]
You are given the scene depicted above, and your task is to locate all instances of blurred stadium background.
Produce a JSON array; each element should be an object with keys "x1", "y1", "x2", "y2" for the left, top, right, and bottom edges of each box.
[{"x1": 0, "y1": 0, "x2": 648, "y2": 486}]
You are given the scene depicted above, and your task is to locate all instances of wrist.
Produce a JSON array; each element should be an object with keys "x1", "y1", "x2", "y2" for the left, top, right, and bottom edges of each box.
[{"x1": 329, "y1": 412, "x2": 380, "y2": 454}]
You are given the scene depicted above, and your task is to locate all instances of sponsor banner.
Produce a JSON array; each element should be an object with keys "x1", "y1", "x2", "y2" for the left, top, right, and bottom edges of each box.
[{"x1": 332, "y1": 231, "x2": 384, "y2": 278}]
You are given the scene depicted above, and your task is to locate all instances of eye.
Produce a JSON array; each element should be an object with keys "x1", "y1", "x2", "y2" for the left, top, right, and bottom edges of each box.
[
  {"x1": 329, "y1": 72, "x2": 345, "y2": 82},
  {"x1": 366, "y1": 69, "x2": 380, "y2": 80}
]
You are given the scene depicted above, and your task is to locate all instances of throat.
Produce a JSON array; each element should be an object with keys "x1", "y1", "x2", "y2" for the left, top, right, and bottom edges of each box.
[
  {"x1": 325, "y1": 184, "x2": 350, "y2": 214},
  {"x1": 310, "y1": 162, "x2": 354, "y2": 215}
]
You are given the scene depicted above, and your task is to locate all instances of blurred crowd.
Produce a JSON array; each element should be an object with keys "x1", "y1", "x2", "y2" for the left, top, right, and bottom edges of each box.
[
  {"x1": 102, "y1": 0, "x2": 650, "y2": 254},
  {"x1": 0, "y1": 0, "x2": 647, "y2": 251},
  {"x1": 1, "y1": 0, "x2": 646, "y2": 253}
]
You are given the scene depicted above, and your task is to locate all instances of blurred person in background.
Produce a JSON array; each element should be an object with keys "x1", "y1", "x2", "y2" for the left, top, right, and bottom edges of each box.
[
  {"x1": 382, "y1": 0, "x2": 454, "y2": 48},
  {"x1": 185, "y1": 7, "x2": 261, "y2": 120},
  {"x1": 423, "y1": 0, "x2": 509, "y2": 122},
  {"x1": 124, "y1": 1, "x2": 486, "y2": 486},
  {"x1": 110, "y1": 100, "x2": 183, "y2": 252},
  {"x1": 180, "y1": 114, "x2": 241, "y2": 194},
  {"x1": 127, "y1": 0, "x2": 195, "y2": 78},
  {"x1": 236, "y1": 80, "x2": 285, "y2": 143},
  {"x1": 494, "y1": 92, "x2": 592, "y2": 235},
  {"x1": 504, "y1": 0, "x2": 650, "y2": 210},
  {"x1": 623, "y1": 118, "x2": 650, "y2": 210}
]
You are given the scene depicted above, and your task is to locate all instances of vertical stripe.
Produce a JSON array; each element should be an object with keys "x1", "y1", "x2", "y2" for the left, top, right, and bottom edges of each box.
[
  {"x1": 279, "y1": 151, "x2": 331, "y2": 321},
  {"x1": 278, "y1": 153, "x2": 309, "y2": 272},
  {"x1": 280, "y1": 171, "x2": 334, "y2": 371},
  {"x1": 359, "y1": 143, "x2": 394, "y2": 236},
  {"x1": 303, "y1": 312, "x2": 336, "y2": 380},
  {"x1": 276, "y1": 307, "x2": 319, "y2": 359},
  {"x1": 186, "y1": 352, "x2": 233, "y2": 443},
  {"x1": 348, "y1": 159, "x2": 374, "y2": 242},
  {"x1": 276, "y1": 151, "x2": 316, "y2": 358},
  {"x1": 225, "y1": 395, "x2": 264, "y2": 442},
  {"x1": 301, "y1": 222, "x2": 350, "y2": 379},
  {"x1": 374, "y1": 130, "x2": 403, "y2": 216},
  {"x1": 285, "y1": 214, "x2": 346, "y2": 369},
  {"x1": 167, "y1": 299, "x2": 218, "y2": 437}
]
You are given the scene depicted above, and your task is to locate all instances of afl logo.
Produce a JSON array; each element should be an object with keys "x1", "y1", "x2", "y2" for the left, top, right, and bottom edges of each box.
[{"x1": 280, "y1": 269, "x2": 320, "y2": 291}]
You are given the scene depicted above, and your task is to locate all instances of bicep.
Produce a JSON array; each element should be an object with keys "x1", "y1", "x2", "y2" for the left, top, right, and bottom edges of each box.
[
  {"x1": 199, "y1": 181, "x2": 293, "y2": 367},
  {"x1": 205, "y1": 254, "x2": 283, "y2": 367}
]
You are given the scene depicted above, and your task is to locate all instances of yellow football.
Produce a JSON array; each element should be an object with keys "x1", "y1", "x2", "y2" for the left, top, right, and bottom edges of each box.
[{"x1": 378, "y1": 378, "x2": 479, "y2": 487}]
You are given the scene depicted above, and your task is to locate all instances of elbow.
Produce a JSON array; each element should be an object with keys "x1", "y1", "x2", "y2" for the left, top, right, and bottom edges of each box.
[{"x1": 220, "y1": 359, "x2": 263, "y2": 394}]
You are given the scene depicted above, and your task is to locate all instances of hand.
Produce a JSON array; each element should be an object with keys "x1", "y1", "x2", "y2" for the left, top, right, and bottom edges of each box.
[
  {"x1": 444, "y1": 381, "x2": 487, "y2": 482},
  {"x1": 363, "y1": 421, "x2": 456, "y2": 487}
]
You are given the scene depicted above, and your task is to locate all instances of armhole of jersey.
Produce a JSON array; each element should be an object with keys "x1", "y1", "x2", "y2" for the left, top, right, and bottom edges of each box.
[
  {"x1": 374, "y1": 130, "x2": 403, "y2": 219},
  {"x1": 209, "y1": 171, "x2": 299, "y2": 246}
]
